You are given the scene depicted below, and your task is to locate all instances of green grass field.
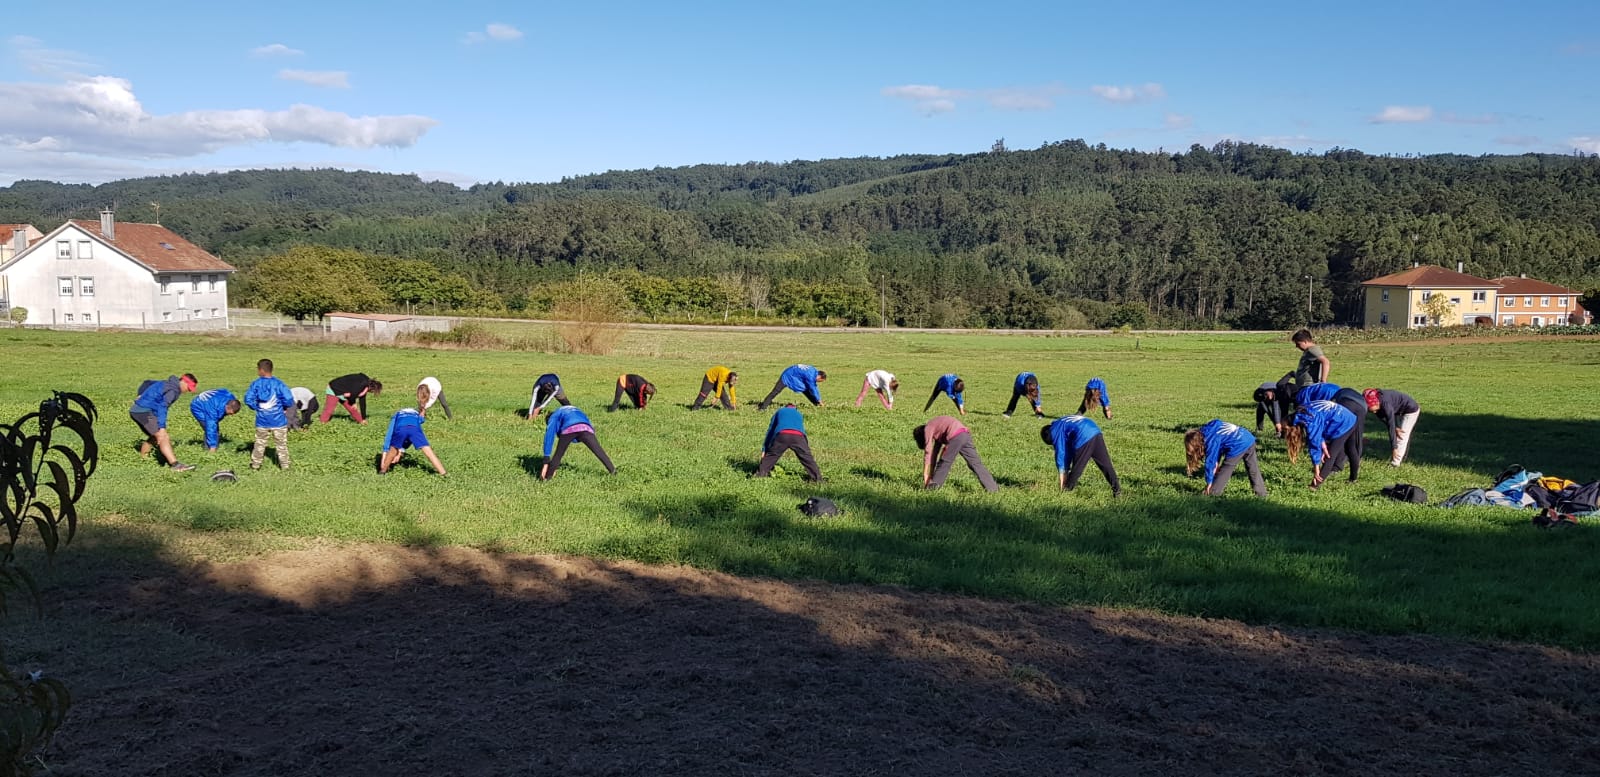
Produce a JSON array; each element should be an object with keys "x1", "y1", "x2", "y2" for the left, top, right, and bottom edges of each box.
[{"x1": 5, "y1": 327, "x2": 1599, "y2": 647}]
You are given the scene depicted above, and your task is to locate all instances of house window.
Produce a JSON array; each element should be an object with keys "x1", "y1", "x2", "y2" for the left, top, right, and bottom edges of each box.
[
  {"x1": 1381, "y1": 289, "x2": 1390, "y2": 303},
  {"x1": 1379, "y1": 312, "x2": 1389, "y2": 325},
  {"x1": 208, "y1": 274, "x2": 219, "y2": 292},
  {"x1": 1449, "y1": 297, "x2": 1461, "y2": 305},
  {"x1": 162, "y1": 311, "x2": 172, "y2": 322},
  {"x1": 77, "y1": 240, "x2": 92, "y2": 259},
  {"x1": 63, "y1": 313, "x2": 73, "y2": 323},
  {"x1": 190, "y1": 274, "x2": 201, "y2": 289},
  {"x1": 1501, "y1": 316, "x2": 1515, "y2": 325},
  {"x1": 1532, "y1": 316, "x2": 1544, "y2": 327},
  {"x1": 1472, "y1": 291, "x2": 1486, "y2": 302},
  {"x1": 82, "y1": 313, "x2": 92, "y2": 323},
  {"x1": 1502, "y1": 297, "x2": 1512, "y2": 307},
  {"x1": 56, "y1": 241, "x2": 71, "y2": 259},
  {"x1": 58, "y1": 277, "x2": 73, "y2": 296},
  {"x1": 1558, "y1": 296, "x2": 1568, "y2": 307},
  {"x1": 79, "y1": 277, "x2": 94, "y2": 296},
  {"x1": 210, "y1": 308, "x2": 219, "y2": 318},
  {"x1": 1421, "y1": 291, "x2": 1433, "y2": 301},
  {"x1": 1541, "y1": 296, "x2": 1550, "y2": 307},
  {"x1": 159, "y1": 276, "x2": 170, "y2": 294},
  {"x1": 1412, "y1": 315, "x2": 1429, "y2": 326},
  {"x1": 1523, "y1": 296, "x2": 1532, "y2": 306}
]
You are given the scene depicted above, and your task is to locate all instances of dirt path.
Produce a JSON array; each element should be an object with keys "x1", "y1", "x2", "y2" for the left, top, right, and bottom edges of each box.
[{"x1": 40, "y1": 544, "x2": 1600, "y2": 776}]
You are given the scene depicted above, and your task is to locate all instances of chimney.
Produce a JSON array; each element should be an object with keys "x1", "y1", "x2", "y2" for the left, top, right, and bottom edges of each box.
[
  {"x1": 10, "y1": 228, "x2": 24, "y2": 256},
  {"x1": 1457, "y1": 261, "x2": 1464, "y2": 273},
  {"x1": 1412, "y1": 261, "x2": 1419, "y2": 268},
  {"x1": 1520, "y1": 272, "x2": 1526, "y2": 279},
  {"x1": 99, "y1": 208, "x2": 115, "y2": 241}
]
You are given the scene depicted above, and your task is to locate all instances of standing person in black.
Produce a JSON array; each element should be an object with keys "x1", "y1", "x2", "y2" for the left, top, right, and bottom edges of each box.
[
  {"x1": 609, "y1": 374, "x2": 656, "y2": 411},
  {"x1": 320, "y1": 373, "x2": 383, "y2": 425},
  {"x1": 1253, "y1": 373, "x2": 1296, "y2": 436}
]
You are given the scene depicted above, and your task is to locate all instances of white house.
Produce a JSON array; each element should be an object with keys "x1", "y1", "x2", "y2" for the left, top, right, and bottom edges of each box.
[{"x1": 0, "y1": 210, "x2": 236, "y2": 329}]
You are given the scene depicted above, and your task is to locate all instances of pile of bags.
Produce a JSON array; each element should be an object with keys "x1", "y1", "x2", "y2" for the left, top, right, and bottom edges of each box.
[{"x1": 1438, "y1": 465, "x2": 1597, "y2": 528}]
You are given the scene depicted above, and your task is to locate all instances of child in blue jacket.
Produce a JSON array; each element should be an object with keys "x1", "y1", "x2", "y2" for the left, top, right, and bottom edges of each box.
[
  {"x1": 380, "y1": 386, "x2": 447, "y2": 475},
  {"x1": 1289, "y1": 400, "x2": 1360, "y2": 489},
  {"x1": 1184, "y1": 420, "x2": 1267, "y2": 497},
  {"x1": 540, "y1": 406, "x2": 615, "y2": 480},
  {"x1": 189, "y1": 388, "x2": 241, "y2": 453},
  {"x1": 1041, "y1": 416, "x2": 1120, "y2": 495},
  {"x1": 1077, "y1": 377, "x2": 1112, "y2": 419},
  {"x1": 923, "y1": 374, "x2": 966, "y2": 415},
  {"x1": 757, "y1": 365, "x2": 827, "y2": 409},
  {"x1": 753, "y1": 404, "x2": 823, "y2": 481},
  {"x1": 244, "y1": 359, "x2": 296, "y2": 470},
  {"x1": 1003, "y1": 372, "x2": 1043, "y2": 418}
]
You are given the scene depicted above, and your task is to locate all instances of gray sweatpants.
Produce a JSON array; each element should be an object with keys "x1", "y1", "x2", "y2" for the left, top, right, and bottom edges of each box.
[
  {"x1": 1207, "y1": 446, "x2": 1266, "y2": 497},
  {"x1": 928, "y1": 432, "x2": 999, "y2": 492}
]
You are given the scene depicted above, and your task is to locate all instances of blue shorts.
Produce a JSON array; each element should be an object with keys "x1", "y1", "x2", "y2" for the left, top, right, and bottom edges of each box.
[{"x1": 386, "y1": 425, "x2": 429, "y2": 451}]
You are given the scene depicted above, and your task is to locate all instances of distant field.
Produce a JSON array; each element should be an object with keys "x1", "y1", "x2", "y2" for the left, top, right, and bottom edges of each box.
[{"x1": 4, "y1": 327, "x2": 1599, "y2": 647}]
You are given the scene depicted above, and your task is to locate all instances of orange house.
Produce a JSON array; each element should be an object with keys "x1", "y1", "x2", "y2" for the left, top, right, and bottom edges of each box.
[{"x1": 1491, "y1": 276, "x2": 1591, "y2": 326}]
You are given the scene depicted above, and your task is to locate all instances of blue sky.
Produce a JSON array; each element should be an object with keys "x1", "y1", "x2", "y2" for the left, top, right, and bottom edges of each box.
[{"x1": 2, "y1": 0, "x2": 1597, "y2": 186}]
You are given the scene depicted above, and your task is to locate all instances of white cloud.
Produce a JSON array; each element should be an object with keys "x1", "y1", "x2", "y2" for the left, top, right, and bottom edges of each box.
[
  {"x1": 1162, "y1": 112, "x2": 1193, "y2": 130},
  {"x1": 465, "y1": 22, "x2": 524, "y2": 43},
  {"x1": 0, "y1": 74, "x2": 436, "y2": 158},
  {"x1": 1090, "y1": 83, "x2": 1165, "y2": 104},
  {"x1": 251, "y1": 43, "x2": 304, "y2": 57},
  {"x1": 1370, "y1": 105, "x2": 1433, "y2": 123},
  {"x1": 8, "y1": 35, "x2": 96, "y2": 77},
  {"x1": 1570, "y1": 136, "x2": 1600, "y2": 154},
  {"x1": 278, "y1": 69, "x2": 351, "y2": 89},
  {"x1": 882, "y1": 83, "x2": 1065, "y2": 114},
  {"x1": 1494, "y1": 135, "x2": 1541, "y2": 147}
]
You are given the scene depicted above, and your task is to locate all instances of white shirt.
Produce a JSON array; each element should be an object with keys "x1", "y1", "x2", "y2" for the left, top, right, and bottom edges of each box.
[
  {"x1": 418, "y1": 377, "x2": 443, "y2": 409},
  {"x1": 290, "y1": 386, "x2": 316, "y2": 411},
  {"x1": 866, "y1": 370, "x2": 896, "y2": 402}
]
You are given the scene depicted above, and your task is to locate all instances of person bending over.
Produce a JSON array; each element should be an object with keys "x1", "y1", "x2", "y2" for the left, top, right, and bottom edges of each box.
[
  {"x1": 188, "y1": 387, "x2": 240, "y2": 453},
  {"x1": 131, "y1": 373, "x2": 198, "y2": 471},
  {"x1": 540, "y1": 405, "x2": 615, "y2": 480},
  {"x1": 418, "y1": 376, "x2": 453, "y2": 420},
  {"x1": 1287, "y1": 399, "x2": 1359, "y2": 490},
  {"x1": 757, "y1": 365, "x2": 826, "y2": 410},
  {"x1": 610, "y1": 374, "x2": 656, "y2": 411},
  {"x1": 288, "y1": 386, "x2": 319, "y2": 431},
  {"x1": 380, "y1": 386, "x2": 447, "y2": 476},
  {"x1": 1003, "y1": 372, "x2": 1043, "y2": 418},
  {"x1": 752, "y1": 404, "x2": 823, "y2": 481},
  {"x1": 528, "y1": 373, "x2": 570, "y2": 419},
  {"x1": 321, "y1": 373, "x2": 383, "y2": 425},
  {"x1": 691, "y1": 366, "x2": 739, "y2": 410},
  {"x1": 1041, "y1": 415, "x2": 1120, "y2": 496},
  {"x1": 856, "y1": 370, "x2": 898, "y2": 410},
  {"x1": 1364, "y1": 388, "x2": 1421, "y2": 466},
  {"x1": 1077, "y1": 377, "x2": 1112, "y2": 419},
  {"x1": 1253, "y1": 374, "x2": 1295, "y2": 436},
  {"x1": 1184, "y1": 420, "x2": 1266, "y2": 497},
  {"x1": 923, "y1": 374, "x2": 965, "y2": 416},
  {"x1": 914, "y1": 416, "x2": 998, "y2": 492}
]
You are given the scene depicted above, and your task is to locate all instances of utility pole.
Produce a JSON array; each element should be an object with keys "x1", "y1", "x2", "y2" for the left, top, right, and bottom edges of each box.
[
  {"x1": 880, "y1": 275, "x2": 887, "y2": 330},
  {"x1": 1305, "y1": 275, "x2": 1314, "y2": 321}
]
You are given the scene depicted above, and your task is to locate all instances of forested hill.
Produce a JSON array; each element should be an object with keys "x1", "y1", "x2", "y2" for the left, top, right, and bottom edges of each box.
[{"x1": 3, "y1": 141, "x2": 1598, "y2": 328}]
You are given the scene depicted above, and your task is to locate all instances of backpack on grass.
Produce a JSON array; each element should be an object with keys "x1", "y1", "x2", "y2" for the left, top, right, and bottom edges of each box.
[
  {"x1": 1381, "y1": 483, "x2": 1428, "y2": 504},
  {"x1": 797, "y1": 497, "x2": 841, "y2": 517}
]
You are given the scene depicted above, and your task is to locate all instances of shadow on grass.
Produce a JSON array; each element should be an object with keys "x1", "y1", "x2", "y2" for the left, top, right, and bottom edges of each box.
[{"x1": 1378, "y1": 413, "x2": 1600, "y2": 480}]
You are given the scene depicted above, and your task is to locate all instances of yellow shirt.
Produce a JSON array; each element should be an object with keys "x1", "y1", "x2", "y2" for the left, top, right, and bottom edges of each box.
[{"x1": 705, "y1": 366, "x2": 737, "y2": 406}]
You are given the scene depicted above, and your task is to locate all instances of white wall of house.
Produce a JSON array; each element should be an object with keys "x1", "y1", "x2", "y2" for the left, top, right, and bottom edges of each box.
[{"x1": 0, "y1": 224, "x2": 231, "y2": 329}]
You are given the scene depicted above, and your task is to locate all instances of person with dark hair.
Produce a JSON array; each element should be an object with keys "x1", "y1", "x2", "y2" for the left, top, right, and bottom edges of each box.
[
  {"x1": 691, "y1": 365, "x2": 739, "y2": 410},
  {"x1": 855, "y1": 370, "x2": 899, "y2": 410},
  {"x1": 131, "y1": 373, "x2": 198, "y2": 471},
  {"x1": 379, "y1": 387, "x2": 447, "y2": 476},
  {"x1": 610, "y1": 374, "x2": 656, "y2": 411},
  {"x1": 1364, "y1": 388, "x2": 1421, "y2": 466},
  {"x1": 527, "y1": 373, "x2": 570, "y2": 419},
  {"x1": 753, "y1": 403, "x2": 822, "y2": 481},
  {"x1": 757, "y1": 365, "x2": 826, "y2": 410},
  {"x1": 914, "y1": 416, "x2": 999, "y2": 492},
  {"x1": 288, "y1": 386, "x2": 318, "y2": 430},
  {"x1": 923, "y1": 373, "x2": 966, "y2": 416},
  {"x1": 1295, "y1": 381, "x2": 1341, "y2": 408},
  {"x1": 1041, "y1": 415, "x2": 1120, "y2": 495},
  {"x1": 1291, "y1": 328, "x2": 1330, "y2": 389},
  {"x1": 1003, "y1": 372, "x2": 1043, "y2": 418},
  {"x1": 1077, "y1": 377, "x2": 1112, "y2": 419},
  {"x1": 245, "y1": 358, "x2": 296, "y2": 470},
  {"x1": 1253, "y1": 374, "x2": 1295, "y2": 436},
  {"x1": 418, "y1": 376, "x2": 452, "y2": 420},
  {"x1": 320, "y1": 373, "x2": 383, "y2": 424},
  {"x1": 540, "y1": 405, "x2": 615, "y2": 480},
  {"x1": 1287, "y1": 399, "x2": 1359, "y2": 489},
  {"x1": 1184, "y1": 420, "x2": 1267, "y2": 497},
  {"x1": 189, "y1": 387, "x2": 241, "y2": 453}
]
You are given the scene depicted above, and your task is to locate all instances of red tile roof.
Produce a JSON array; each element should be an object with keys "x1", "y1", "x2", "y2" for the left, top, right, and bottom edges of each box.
[
  {"x1": 1, "y1": 224, "x2": 41, "y2": 245},
  {"x1": 1491, "y1": 276, "x2": 1581, "y2": 296},
  {"x1": 1362, "y1": 265, "x2": 1499, "y2": 288},
  {"x1": 69, "y1": 220, "x2": 235, "y2": 273}
]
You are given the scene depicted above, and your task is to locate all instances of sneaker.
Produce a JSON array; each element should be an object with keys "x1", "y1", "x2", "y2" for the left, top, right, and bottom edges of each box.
[
  {"x1": 170, "y1": 462, "x2": 195, "y2": 472},
  {"x1": 249, "y1": 464, "x2": 261, "y2": 471},
  {"x1": 1002, "y1": 413, "x2": 1012, "y2": 419}
]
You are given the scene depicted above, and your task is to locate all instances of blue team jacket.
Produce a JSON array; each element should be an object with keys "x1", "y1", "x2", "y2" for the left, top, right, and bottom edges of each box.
[
  {"x1": 1199, "y1": 419, "x2": 1256, "y2": 485},
  {"x1": 132, "y1": 376, "x2": 184, "y2": 427},
  {"x1": 1085, "y1": 377, "x2": 1111, "y2": 407},
  {"x1": 1295, "y1": 382, "x2": 1341, "y2": 407},
  {"x1": 543, "y1": 406, "x2": 593, "y2": 457},
  {"x1": 935, "y1": 374, "x2": 964, "y2": 407},
  {"x1": 1047, "y1": 415, "x2": 1102, "y2": 471},
  {"x1": 763, "y1": 405, "x2": 807, "y2": 453},
  {"x1": 780, "y1": 365, "x2": 822, "y2": 404},
  {"x1": 188, "y1": 388, "x2": 236, "y2": 448},
  {"x1": 245, "y1": 376, "x2": 296, "y2": 429},
  {"x1": 1294, "y1": 400, "x2": 1357, "y2": 468}
]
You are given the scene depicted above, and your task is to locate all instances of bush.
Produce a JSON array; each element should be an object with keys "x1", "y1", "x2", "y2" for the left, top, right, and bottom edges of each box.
[
  {"x1": 7, "y1": 308, "x2": 25, "y2": 327},
  {"x1": 550, "y1": 278, "x2": 630, "y2": 355},
  {"x1": 403, "y1": 322, "x2": 505, "y2": 349}
]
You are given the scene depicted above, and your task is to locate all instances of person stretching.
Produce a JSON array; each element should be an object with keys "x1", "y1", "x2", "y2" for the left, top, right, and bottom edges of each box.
[
  {"x1": 1041, "y1": 415, "x2": 1120, "y2": 495},
  {"x1": 757, "y1": 365, "x2": 826, "y2": 410},
  {"x1": 1253, "y1": 375, "x2": 1295, "y2": 436},
  {"x1": 288, "y1": 386, "x2": 318, "y2": 430},
  {"x1": 540, "y1": 405, "x2": 615, "y2": 480},
  {"x1": 923, "y1": 374, "x2": 966, "y2": 416},
  {"x1": 1184, "y1": 420, "x2": 1267, "y2": 497},
  {"x1": 691, "y1": 366, "x2": 739, "y2": 410},
  {"x1": 753, "y1": 403, "x2": 823, "y2": 481},
  {"x1": 1077, "y1": 377, "x2": 1112, "y2": 419},
  {"x1": 418, "y1": 376, "x2": 453, "y2": 420},
  {"x1": 131, "y1": 374, "x2": 198, "y2": 471},
  {"x1": 188, "y1": 387, "x2": 240, "y2": 453},
  {"x1": 855, "y1": 370, "x2": 898, "y2": 410},
  {"x1": 379, "y1": 386, "x2": 447, "y2": 476},
  {"x1": 914, "y1": 416, "x2": 999, "y2": 492},
  {"x1": 1331, "y1": 386, "x2": 1370, "y2": 468},
  {"x1": 1003, "y1": 372, "x2": 1043, "y2": 418},
  {"x1": 610, "y1": 374, "x2": 656, "y2": 411},
  {"x1": 1287, "y1": 399, "x2": 1359, "y2": 489},
  {"x1": 1295, "y1": 381, "x2": 1341, "y2": 408},
  {"x1": 321, "y1": 373, "x2": 383, "y2": 424},
  {"x1": 1364, "y1": 388, "x2": 1421, "y2": 466},
  {"x1": 528, "y1": 373, "x2": 570, "y2": 419}
]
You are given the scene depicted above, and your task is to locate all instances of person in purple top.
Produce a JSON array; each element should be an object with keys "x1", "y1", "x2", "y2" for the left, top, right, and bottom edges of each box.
[
  {"x1": 1184, "y1": 420, "x2": 1266, "y2": 497},
  {"x1": 1288, "y1": 399, "x2": 1360, "y2": 489},
  {"x1": 757, "y1": 365, "x2": 826, "y2": 410},
  {"x1": 914, "y1": 416, "x2": 998, "y2": 492},
  {"x1": 540, "y1": 406, "x2": 615, "y2": 480}
]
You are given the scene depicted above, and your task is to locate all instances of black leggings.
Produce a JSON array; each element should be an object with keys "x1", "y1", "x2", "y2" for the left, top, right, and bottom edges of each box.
[
  {"x1": 692, "y1": 377, "x2": 734, "y2": 410},
  {"x1": 1066, "y1": 436, "x2": 1120, "y2": 494},
  {"x1": 1004, "y1": 385, "x2": 1040, "y2": 416},
  {"x1": 1320, "y1": 429, "x2": 1362, "y2": 482},
  {"x1": 543, "y1": 431, "x2": 615, "y2": 479},
  {"x1": 1329, "y1": 391, "x2": 1368, "y2": 481},
  {"x1": 754, "y1": 434, "x2": 822, "y2": 481}
]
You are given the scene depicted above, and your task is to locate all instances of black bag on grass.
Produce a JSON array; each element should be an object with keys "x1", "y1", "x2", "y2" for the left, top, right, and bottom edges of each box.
[
  {"x1": 1555, "y1": 481, "x2": 1600, "y2": 516},
  {"x1": 1381, "y1": 483, "x2": 1427, "y2": 504},
  {"x1": 797, "y1": 497, "x2": 841, "y2": 517}
]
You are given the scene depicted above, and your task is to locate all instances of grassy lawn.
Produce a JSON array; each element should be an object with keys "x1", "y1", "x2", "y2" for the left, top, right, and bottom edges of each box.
[{"x1": 4, "y1": 326, "x2": 1599, "y2": 647}]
